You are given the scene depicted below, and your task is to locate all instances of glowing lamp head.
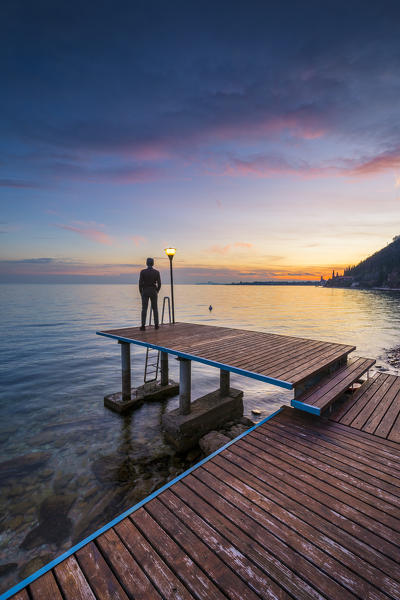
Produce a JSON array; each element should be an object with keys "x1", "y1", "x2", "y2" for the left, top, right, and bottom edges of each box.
[{"x1": 164, "y1": 247, "x2": 176, "y2": 258}]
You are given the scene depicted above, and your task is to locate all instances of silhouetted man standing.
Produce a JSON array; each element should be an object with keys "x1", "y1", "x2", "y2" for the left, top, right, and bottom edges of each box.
[{"x1": 139, "y1": 258, "x2": 161, "y2": 330}]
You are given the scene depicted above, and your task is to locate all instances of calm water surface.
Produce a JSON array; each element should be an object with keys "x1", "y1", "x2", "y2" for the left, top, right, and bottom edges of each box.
[{"x1": 1, "y1": 283, "x2": 400, "y2": 592}]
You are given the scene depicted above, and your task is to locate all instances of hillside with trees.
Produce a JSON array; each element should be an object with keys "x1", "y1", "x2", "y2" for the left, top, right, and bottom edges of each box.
[{"x1": 344, "y1": 235, "x2": 400, "y2": 288}]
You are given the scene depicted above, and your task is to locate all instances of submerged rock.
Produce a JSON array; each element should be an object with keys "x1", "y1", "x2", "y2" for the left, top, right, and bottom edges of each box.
[
  {"x1": 39, "y1": 493, "x2": 76, "y2": 521},
  {"x1": 240, "y1": 417, "x2": 255, "y2": 427},
  {"x1": 9, "y1": 515, "x2": 24, "y2": 530},
  {"x1": 224, "y1": 424, "x2": 247, "y2": 439},
  {"x1": 73, "y1": 487, "x2": 129, "y2": 544},
  {"x1": 52, "y1": 472, "x2": 74, "y2": 493},
  {"x1": 0, "y1": 452, "x2": 50, "y2": 481},
  {"x1": 0, "y1": 563, "x2": 17, "y2": 577},
  {"x1": 39, "y1": 468, "x2": 54, "y2": 480},
  {"x1": 185, "y1": 447, "x2": 201, "y2": 463},
  {"x1": 20, "y1": 493, "x2": 76, "y2": 549},
  {"x1": 92, "y1": 454, "x2": 137, "y2": 485},
  {"x1": 18, "y1": 554, "x2": 53, "y2": 580},
  {"x1": 199, "y1": 431, "x2": 230, "y2": 455}
]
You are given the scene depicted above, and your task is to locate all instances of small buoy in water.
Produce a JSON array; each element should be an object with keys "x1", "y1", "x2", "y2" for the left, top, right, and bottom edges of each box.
[
  {"x1": 209, "y1": 305, "x2": 212, "y2": 311},
  {"x1": 251, "y1": 409, "x2": 261, "y2": 416}
]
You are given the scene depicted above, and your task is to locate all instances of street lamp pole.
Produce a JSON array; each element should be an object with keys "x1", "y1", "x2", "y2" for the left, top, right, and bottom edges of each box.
[{"x1": 164, "y1": 247, "x2": 176, "y2": 323}]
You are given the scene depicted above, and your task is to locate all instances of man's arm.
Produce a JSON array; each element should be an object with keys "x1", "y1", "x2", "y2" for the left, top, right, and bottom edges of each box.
[
  {"x1": 156, "y1": 271, "x2": 161, "y2": 292},
  {"x1": 139, "y1": 271, "x2": 144, "y2": 294}
]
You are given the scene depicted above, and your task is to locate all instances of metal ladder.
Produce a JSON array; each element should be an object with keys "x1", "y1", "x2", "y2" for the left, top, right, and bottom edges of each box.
[{"x1": 144, "y1": 297, "x2": 172, "y2": 383}]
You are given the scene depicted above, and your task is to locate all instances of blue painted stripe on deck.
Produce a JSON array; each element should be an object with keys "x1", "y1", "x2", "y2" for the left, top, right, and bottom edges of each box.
[
  {"x1": 1, "y1": 407, "x2": 284, "y2": 600},
  {"x1": 96, "y1": 330, "x2": 293, "y2": 390},
  {"x1": 291, "y1": 399, "x2": 321, "y2": 415}
]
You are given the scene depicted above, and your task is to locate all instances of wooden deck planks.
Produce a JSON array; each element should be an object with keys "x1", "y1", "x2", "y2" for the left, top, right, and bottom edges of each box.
[
  {"x1": 75, "y1": 542, "x2": 129, "y2": 600},
  {"x1": 9, "y1": 592, "x2": 29, "y2": 600},
  {"x1": 330, "y1": 376, "x2": 378, "y2": 421},
  {"x1": 228, "y1": 436, "x2": 400, "y2": 558},
  {"x1": 165, "y1": 484, "x2": 307, "y2": 600},
  {"x1": 389, "y1": 406, "x2": 400, "y2": 443},
  {"x1": 331, "y1": 373, "x2": 400, "y2": 441},
  {"x1": 114, "y1": 517, "x2": 195, "y2": 600},
  {"x1": 192, "y1": 465, "x2": 400, "y2": 600},
  {"x1": 131, "y1": 508, "x2": 228, "y2": 600},
  {"x1": 96, "y1": 528, "x2": 163, "y2": 600},
  {"x1": 295, "y1": 358, "x2": 375, "y2": 408},
  {"x1": 98, "y1": 322, "x2": 355, "y2": 387},
  {"x1": 9, "y1": 407, "x2": 400, "y2": 600},
  {"x1": 239, "y1": 430, "x2": 400, "y2": 539},
  {"x1": 373, "y1": 380, "x2": 400, "y2": 439},
  {"x1": 210, "y1": 452, "x2": 400, "y2": 579},
  {"x1": 276, "y1": 409, "x2": 400, "y2": 478},
  {"x1": 29, "y1": 571, "x2": 63, "y2": 600},
  {"x1": 157, "y1": 491, "x2": 282, "y2": 600},
  {"x1": 54, "y1": 556, "x2": 96, "y2": 600},
  {"x1": 145, "y1": 497, "x2": 258, "y2": 600},
  {"x1": 249, "y1": 425, "x2": 400, "y2": 514},
  {"x1": 268, "y1": 421, "x2": 400, "y2": 489}
]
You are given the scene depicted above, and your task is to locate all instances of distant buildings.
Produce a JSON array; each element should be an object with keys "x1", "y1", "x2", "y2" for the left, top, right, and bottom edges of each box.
[{"x1": 324, "y1": 270, "x2": 355, "y2": 288}]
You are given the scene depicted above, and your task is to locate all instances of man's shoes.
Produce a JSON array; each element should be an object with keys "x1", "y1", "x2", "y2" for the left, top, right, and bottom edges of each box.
[
  {"x1": 155, "y1": 324, "x2": 159, "y2": 329},
  {"x1": 140, "y1": 325, "x2": 146, "y2": 331}
]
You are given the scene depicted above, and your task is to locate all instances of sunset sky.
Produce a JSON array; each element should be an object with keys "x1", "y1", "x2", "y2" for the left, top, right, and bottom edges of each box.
[{"x1": 1, "y1": 0, "x2": 400, "y2": 283}]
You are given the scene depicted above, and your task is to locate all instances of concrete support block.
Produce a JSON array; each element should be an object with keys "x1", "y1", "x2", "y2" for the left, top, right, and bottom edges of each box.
[
  {"x1": 162, "y1": 388, "x2": 244, "y2": 452},
  {"x1": 160, "y1": 352, "x2": 169, "y2": 387},
  {"x1": 220, "y1": 369, "x2": 230, "y2": 396},
  {"x1": 104, "y1": 380, "x2": 179, "y2": 413},
  {"x1": 119, "y1": 341, "x2": 131, "y2": 402},
  {"x1": 179, "y1": 358, "x2": 191, "y2": 415}
]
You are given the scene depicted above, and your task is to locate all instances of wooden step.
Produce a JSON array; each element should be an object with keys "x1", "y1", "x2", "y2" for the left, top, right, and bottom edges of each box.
[{"x1": 291, "y1": 357, "x2": 376, "y2": 416}]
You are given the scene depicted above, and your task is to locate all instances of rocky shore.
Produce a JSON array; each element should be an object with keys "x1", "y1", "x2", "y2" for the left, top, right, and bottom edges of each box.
[
  {"x1": 198, "y1": 416, "x2": 255, "y2": 454},
  {"x1": 386, "y1": 345, "x2": 400, "y2": 370}
]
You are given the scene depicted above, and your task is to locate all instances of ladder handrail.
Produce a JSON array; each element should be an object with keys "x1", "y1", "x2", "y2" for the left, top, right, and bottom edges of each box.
[
  {"x1": 146, "y1": 296, "x2": 171, "y2": 326},
  {"x1": 162, "y1": 296, "x2": 171, "y2": 324}
]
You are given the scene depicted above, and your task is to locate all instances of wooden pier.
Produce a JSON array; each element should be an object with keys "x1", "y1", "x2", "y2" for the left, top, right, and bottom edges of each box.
[
  {"x1": 6, "y1": 402, "x2": 400, "y2": 599},
  {"x1": 3, "y1": 323, "x2": 399, "y2": 600},
  {"x1": 96, "y1": 322, "x2": 375, "y2": 417},
  {"x1": 96, "y1": 322, "x2": 357, "y2": 392}
]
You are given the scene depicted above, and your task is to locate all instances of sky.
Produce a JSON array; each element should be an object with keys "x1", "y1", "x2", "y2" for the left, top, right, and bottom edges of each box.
[{"x1": 1, "y1": 0, "x2": 400, "y2": 283}]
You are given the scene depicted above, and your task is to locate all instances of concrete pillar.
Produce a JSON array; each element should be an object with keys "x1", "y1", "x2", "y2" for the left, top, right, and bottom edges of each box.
[
  {"x1": 119, "y1": 341, "x2": 131, "y2": 401},
  {"x1": 160, "y1": 352, "x2": 169, "y2": 386},
  {"x1": 179, "y1": 358, "x2": 191, "y2": 415},
  {"x1": 220, "y1": 369, "x2": 230, "y2": 396}
]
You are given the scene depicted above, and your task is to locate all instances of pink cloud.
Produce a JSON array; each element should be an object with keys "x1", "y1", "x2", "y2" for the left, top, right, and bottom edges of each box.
[
  {"x1": 55, "y1": 223, "x2": 113, "y2": 245},
  {"x1": 220, "y1": 146, "x2": 400, "y2": 180},
  {"x1": 223, "y1": 155, "x2": 333, "y2": 179},
  {"x1": 126, "y1": 144, "x2": 172, "y2": 161},
  {"x1": 211, "y1": 112, "x2": 327, "y2": 144},
  {"x1": 208, "y1": 244, "x2": 231, "y2": 254},
  {"x1": 132, "y1": 235, "x2": 146, "y2": 246},
  {"x1": 347, "y1": 147, "x2": 400, "y2": 176},
  {"x1": 206, "y1": 242, "x2": 252, "y2": 254},
  {"x1": 234, "y1": 242, "x2": 252, "y2": 248}
]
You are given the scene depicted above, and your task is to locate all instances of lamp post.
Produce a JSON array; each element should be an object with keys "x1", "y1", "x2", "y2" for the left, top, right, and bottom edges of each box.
[{"x1": 164, "y1": 247, "x2": 176, "y2": 323}]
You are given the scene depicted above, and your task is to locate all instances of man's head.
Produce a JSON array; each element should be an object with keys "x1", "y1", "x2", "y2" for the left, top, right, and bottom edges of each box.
[{"x1": 146, "y1": 257, "x2": 154, "y2": 267}]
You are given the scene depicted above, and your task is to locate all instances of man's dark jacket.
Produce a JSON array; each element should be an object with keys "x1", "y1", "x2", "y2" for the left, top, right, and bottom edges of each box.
[{"x1": 139, "y1": 267, "x2": 161, "y2": 294}]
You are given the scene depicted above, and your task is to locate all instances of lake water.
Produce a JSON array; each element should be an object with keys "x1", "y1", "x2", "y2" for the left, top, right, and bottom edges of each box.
[{"x1": 1, "y1": 283, "x2": 400, "y2": 593}]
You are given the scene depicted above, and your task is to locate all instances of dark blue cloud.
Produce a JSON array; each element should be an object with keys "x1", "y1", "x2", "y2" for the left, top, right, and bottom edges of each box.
[
  {"x1": 0, "y1": 178, "x2": 42, "y2": 188},
  {"x1": 1, "y1": 0, "x2": 400, "y2": 182}
]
